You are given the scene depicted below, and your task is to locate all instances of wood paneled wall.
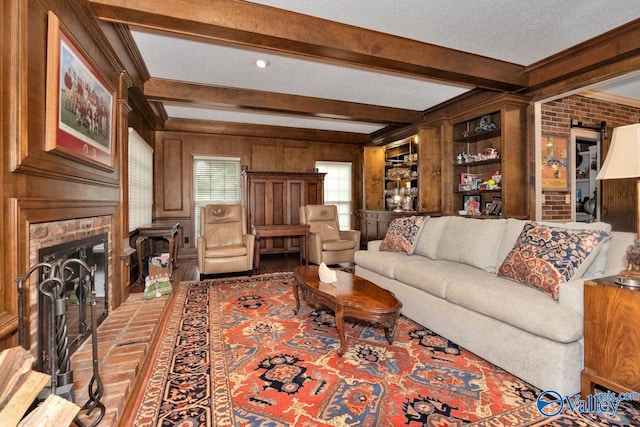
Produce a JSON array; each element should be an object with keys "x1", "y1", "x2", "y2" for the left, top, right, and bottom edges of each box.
[
  {"x1": 0, "y1": 0, "x2": 151, "y2": 349},
  {"x1": 153, "y1": 131, "x2": 363, "y2": 256}
]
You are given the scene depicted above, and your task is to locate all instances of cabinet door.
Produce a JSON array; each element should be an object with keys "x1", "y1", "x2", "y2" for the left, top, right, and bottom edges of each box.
[
  {"x1": 286, "y1": 179, "x2": 305, "y2": 251},
  {"x1": 249, "y1": 179, "x2": 268, "y2": 227},
  {"x1": 364, "y1": 147, "x2": 385, "y2": 210},
  {"x1": 364, "y1": 212, "x2": 379, "y2": 243},
  {"x1": 584, "y1": 284, "x2": 640, "y2": 392}
]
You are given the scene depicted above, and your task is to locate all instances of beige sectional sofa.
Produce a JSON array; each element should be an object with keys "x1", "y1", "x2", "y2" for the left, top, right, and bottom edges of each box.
[{"x1": 354, "y1": 215, "x2": 635, "y2": 395}]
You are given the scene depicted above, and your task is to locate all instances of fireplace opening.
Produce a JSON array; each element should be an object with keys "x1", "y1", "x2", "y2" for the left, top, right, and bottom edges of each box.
[{"x1": 38, "y1": 233, "x2": 108, "y2": 370}]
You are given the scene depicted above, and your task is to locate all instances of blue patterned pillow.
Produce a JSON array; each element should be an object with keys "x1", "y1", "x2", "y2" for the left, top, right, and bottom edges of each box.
[
  {"x1": 497, "y1": 221, "x2": 610, "y2": 299},
  {"x1": 380, "y1": 216, "x2": 428, "y2": 254}
]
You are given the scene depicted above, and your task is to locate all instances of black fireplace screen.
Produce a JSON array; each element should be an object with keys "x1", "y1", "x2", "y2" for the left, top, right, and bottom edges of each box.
[{"x1": 38, "y1": 233, "x2": 108, "y2": 367}]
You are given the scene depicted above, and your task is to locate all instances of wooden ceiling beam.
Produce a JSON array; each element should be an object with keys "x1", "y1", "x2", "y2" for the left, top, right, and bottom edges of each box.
[
  {"x1": 164, "y1": 117, "x2": 371, "y2": 143},
  {"x1": 526, "y1": 19, "x2": 640, "y2": 90},
  {"x1": 144, "y1": 78, "x2": 421, "y2": 125},
  {"x1": 88, "y1": 0, "x2": 526, "y2": 92}
]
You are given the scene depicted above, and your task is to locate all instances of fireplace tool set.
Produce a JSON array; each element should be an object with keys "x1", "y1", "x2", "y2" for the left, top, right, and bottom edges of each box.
[{"x1": 16, "y1": 258, "x2": 105, "y2": 426}]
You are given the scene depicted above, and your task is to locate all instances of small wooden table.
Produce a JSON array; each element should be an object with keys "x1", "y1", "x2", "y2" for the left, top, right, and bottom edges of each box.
[
  {"x1": 293, "y1": 265, "x2": 402, "y2": 356},
  {"x1": 135, "y1": 222, "x2": 180, "y2": 283},
  {"x1": 252, "y1": 224, "x2": 310, "y2": 272},
  {"x1": 582, "y1": 276, "x2": 640, "y2": 397}
]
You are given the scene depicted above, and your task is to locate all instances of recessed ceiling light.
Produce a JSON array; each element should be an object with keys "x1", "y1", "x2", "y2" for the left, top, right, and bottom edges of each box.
[{"x1": 255, "y1": 59, "x2": 269, "y2": 68}]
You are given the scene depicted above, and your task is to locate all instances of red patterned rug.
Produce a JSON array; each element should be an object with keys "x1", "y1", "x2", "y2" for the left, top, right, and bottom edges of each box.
[{"x1": 126, "y1": 273, "x2": 638, "y2": 426}]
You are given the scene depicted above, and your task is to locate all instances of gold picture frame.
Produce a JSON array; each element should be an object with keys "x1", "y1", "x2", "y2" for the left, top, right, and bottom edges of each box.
[
  {"x1": 45, "y1": 11, "x2": 116, "y2": 171},
  {"x1": 541, "y1": 134, "x2": 569, "y2": 191}
]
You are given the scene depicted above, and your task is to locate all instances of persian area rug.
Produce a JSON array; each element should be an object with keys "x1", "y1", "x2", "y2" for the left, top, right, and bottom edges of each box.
[{"x1": 127, "y1": 272, "x2": 634, "y2": 427}]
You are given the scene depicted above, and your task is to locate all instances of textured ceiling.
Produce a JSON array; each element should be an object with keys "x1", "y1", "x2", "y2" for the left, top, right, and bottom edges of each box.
[{"x1": 123, "y1": 0, "x2": 640, "y2": 136}]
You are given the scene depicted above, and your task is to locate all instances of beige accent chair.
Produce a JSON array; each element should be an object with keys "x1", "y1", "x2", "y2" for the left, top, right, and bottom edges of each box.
[
  {"x1": 197, "y1": 204, "x2": 254, "y2": 278},
  {"x1": 300, "y1": 204, "x2": 361, "y2": 265}
]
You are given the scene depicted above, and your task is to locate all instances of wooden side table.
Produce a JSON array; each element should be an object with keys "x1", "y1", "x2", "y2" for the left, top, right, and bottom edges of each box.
[
  {"x1": 252, "y1": 224, "x2": 310, "y2": 273},
  {"x1": 135, "y1": 222, "x2": 180, "y2": 283},
  {"x1": 581, "y1": 276, "x2": 640, "y2": 396}
]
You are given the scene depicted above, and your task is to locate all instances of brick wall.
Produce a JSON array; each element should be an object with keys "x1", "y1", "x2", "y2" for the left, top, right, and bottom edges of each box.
[{"x1": 540, "y1": 95, "x2": 640, "y2": 220}]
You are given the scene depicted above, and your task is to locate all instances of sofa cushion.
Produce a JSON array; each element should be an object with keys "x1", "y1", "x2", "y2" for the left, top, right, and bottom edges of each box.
[
  {"x1": 394, "y1": 259, "x2": 483, "y2": 299},
  {"x1": 380, "y1": 215, "x2": 427, "y2": 254},
  {"x1": 435, "y1": 217, "x2": 507, "y2": 273},
  {"x1": 498, "y1": 221, "x2": 611, "y2": 299},
  {"x1": 446, "y1": 275, "x2": 583, "y2": 343},
  {"x1": 496, "y1": 218, "x2": 527, "y2": 266},
  {"x1": 353, "y1": 249, "x2": 411, "y2": 278},
  {"x1": 414, "y1": 216, "x2": 450, "y2": 259},
  {"x1": 205, "y1": 244, "x2": 247, "y2": 258},
  {"x1": 323, "y1": 239, "x2": 355, "y2": 251}
]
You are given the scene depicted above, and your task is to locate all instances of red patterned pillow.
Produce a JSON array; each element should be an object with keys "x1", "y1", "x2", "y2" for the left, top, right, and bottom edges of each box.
[
  {"x1": 497, "y1": 221, "x2": 610, "y2": 299},
  {"x1": 380, "y1": 216, "x2": 428, "y2": 254}
]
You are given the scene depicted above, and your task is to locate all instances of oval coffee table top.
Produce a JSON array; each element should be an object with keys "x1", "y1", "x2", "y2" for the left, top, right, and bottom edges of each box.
[{"x1": 294, "y1": 265, "x2": 402, "y2": 313}]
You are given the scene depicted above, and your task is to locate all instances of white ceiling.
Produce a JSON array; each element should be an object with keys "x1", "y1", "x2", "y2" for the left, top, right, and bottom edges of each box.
[{"x1": 126, "y1": 0, "x2": 640, "y2": 135}]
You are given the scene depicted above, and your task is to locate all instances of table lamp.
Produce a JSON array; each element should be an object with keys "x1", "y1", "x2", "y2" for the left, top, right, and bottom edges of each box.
[{"x1": 596, "y1": 122, "x2": 640, "y2": 287}]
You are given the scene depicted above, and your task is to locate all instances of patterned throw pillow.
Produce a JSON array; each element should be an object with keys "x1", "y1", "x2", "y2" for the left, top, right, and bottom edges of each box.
[
  {"x1": 497, "y1": 221, "x2": 610, "y2": 299},
  {"x1": 380, "y1": 216, "x2": 428, "y2": 254}
]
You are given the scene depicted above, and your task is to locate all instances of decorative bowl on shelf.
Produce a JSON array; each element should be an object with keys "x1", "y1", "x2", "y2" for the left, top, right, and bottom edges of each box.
[{"x1": 387, "y1": 167, "x2": 411, "y2": 180}]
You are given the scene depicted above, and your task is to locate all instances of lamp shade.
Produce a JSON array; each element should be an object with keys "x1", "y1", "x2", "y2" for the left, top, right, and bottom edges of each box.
[{"x1": 596, "y1": 123, "x2": 640, "y2": 180}]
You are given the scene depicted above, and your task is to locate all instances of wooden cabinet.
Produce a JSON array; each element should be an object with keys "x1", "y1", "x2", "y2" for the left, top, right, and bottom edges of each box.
[
  {"x1": 384, "y1": 137, "x2": 419, "y2": 212},
  {"x1": 364, "y1": 137, "x2": 420, "y2": 213},
  {"x1": 448, "y1": 94, "x2": 529, "y2": 218},
  {"x1": 582, "y1": 277, "x2": 640, "y2": 396},
  {"x1": 357, "y1": 210, "x2": 416, "y2": 246},
  {"x1": 242, "y1": 171, "x2": 325, "y2": 254}
]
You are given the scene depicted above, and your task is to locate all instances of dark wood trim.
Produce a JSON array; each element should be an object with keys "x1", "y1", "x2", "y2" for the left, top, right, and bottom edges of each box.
[
  {"x1": 144, "y1": 78, "x2": 422, "y2": 125},
  {"x1": 88, "y1": 0, "x2": 526, "y2": 91},
  {"x1": 114, "y1": 22, "x2": 150, "y2": 82},
  {"x1": 0, "y1": 312, "x2": 18, "y2": 343}
]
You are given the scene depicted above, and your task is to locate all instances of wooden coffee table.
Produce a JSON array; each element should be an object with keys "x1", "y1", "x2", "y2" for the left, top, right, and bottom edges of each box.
[{"x1": 293, "y1": 265, "x2": 402, "y2": 356}]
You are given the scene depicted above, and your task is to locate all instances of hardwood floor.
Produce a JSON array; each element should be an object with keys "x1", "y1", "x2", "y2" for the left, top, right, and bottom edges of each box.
[
  {"x1": 133, "y1": 252, "x2": 346, "y2": 292},
  {"x1": 176, "y1": 252, "x2": 305, "y2": 281}
]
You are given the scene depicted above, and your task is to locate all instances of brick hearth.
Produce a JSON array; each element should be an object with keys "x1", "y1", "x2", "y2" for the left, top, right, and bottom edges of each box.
[{"x1": 70, "y1": 291, "x2": 171, "y2": 426}]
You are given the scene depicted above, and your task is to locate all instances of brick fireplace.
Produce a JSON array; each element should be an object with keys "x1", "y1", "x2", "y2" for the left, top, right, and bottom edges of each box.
[{"x1": 24, "y1": 216, "x2": 113, "y2": 356}]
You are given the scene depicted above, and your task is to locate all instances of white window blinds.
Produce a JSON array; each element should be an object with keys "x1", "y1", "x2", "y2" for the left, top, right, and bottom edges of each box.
[
  {"x1": 193, "y1": 157, "x2": 241, "y2": 238},
  {"x1": 315, "y1": 161, "x2": 352, "y2": 230},
  {"x1": 128, "y1": 128, "x2": 154, "y2": 232}
]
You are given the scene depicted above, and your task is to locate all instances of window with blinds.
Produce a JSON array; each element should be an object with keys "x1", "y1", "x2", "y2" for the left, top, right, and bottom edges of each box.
[
  {"x1": 315, "y1": 161, "x2": 352, "y2": 230},
  {"x1": 193, "y1": 156, "x2": 241, "y2": 238},
  {"x1": 128, "y1": 128, "x2": 154, "y2": 232}
]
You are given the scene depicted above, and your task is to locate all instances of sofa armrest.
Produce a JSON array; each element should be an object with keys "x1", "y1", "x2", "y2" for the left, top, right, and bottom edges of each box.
[
  {"x1": 243, "y1": 234, "x2": 256, "y2": 269},
  {"x1": 558, "y1": 279, "x2": 585, "y2": 317},
  {"x1": 367, "y1": 240, "x2": 382, "y2": 252},
  {"x1": 308, "y1": 232, "x2": 323, "y2": 263},
  {"x1": 197, "y1": 236, "x2": 206, "y2": 267},
  {"x1": 340, "y1": 229, "x2": 361, "y2": 248}
]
